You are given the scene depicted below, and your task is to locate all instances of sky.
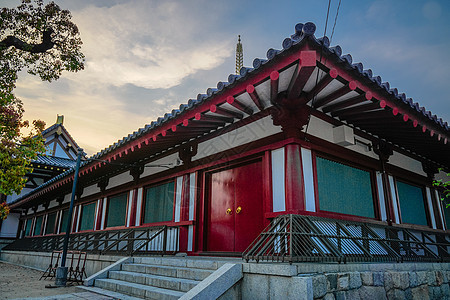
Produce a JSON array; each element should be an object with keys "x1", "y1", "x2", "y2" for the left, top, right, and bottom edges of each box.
[{"x1": 4, "y1": 0, "x2": 450, "y2": 155}]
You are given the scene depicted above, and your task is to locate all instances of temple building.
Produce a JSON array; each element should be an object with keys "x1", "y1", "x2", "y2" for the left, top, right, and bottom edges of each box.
[
  {"x1": 0, "y1": 116, "x2": 80, "y2": 239},
  {"x1": 2, "y1": 22, "x2": 450, "y2": 260}
]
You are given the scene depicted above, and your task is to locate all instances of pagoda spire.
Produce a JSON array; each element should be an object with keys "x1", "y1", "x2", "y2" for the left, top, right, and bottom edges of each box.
[{"x1": 236, "y1": 35, "x2": 243, "y2": 75}]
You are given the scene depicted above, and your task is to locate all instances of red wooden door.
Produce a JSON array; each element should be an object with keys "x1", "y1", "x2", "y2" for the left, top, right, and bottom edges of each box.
[{"x1": 207, "y1": 161, "x2": 264, "y2": 252}]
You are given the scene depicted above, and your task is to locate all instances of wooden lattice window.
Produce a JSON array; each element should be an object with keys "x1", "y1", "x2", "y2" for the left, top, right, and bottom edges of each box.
[
  {"x1": 79, "y1": 202, "x2": 96, "y2": 231},
  {"x1": 33, "y1": 215, "x2": 43, "y2": 236},
  {"x1": 316, "y1": 156, "x2": 375, "y2": 218},
  {"x1": 45, "y1": 212, "x2": 57, "y2": 235},
  {"x1": 396, "y1": 180, "x2": 428, "y2": 226},
  {"x1": 143, "y1": 181, "x2": 175, "y2": 224},
  {"x1": 106, "y1": 193, "x2": 128, "y2": 228}
]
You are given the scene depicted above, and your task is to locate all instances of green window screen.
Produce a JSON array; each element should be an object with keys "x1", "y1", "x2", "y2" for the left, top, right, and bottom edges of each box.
[
  {"x1": 79, "y1": 202, "x2": 96, "y2": 231},
  {"x1": 106, "y1": 193, "x2": 128, "y2": 228},
  {"x1": 441, "y1": 193, "x2": 450, "y2": 229},
  {"x1": 316, "y1": 157, "x2": 375, "y2": 218},
  {"x1": 45, "y1": 213, "x2": 57, "y2": 235},
  {"x1": 397, "y1": 181, "x2": 428, "y2": 226},
  {"x1": 24, "y1": 218, "x2": 32, "y2": 236},
  {"x1": 33, "y1": 215, "x2": 43, "y2": 236},
  {"x1": 143, "y1": 181, "x2": 175, "y2": 224},
  {"x1": 60, "y1": 209, "x2": 70, "y2": 233}
]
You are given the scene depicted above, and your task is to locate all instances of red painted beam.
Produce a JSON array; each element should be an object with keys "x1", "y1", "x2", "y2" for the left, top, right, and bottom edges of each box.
[
  {"x1": 322, "y1": 92, "x2": 372, "y2": 113},
  {"x1": 226, "y1": 96, "x2": 253, "y2": 115},
  {"x1": 302, "y1": 68, "x2": 338, "y2": 104},
  {"x1": 195, "y1": 113, "x2": 234, "y2": 124},
  {"x1": 270, "y1": 71, "x2": 279, "y2": 104},
  {"x1": 313, "y1": 81, "x2": 357, "y2": 108},
  {"x1": 246, "y1": 85, "x2": 265, "y2": 111},
  {"x1": 331, "y1": 101, "x2": 383, "y2": 118},
  {"x1": 210, "y1": 104, "x2": 244, "y2": 119},
  {"x1": 287, "y1": 51, "x2": 317, "y2": 99}
]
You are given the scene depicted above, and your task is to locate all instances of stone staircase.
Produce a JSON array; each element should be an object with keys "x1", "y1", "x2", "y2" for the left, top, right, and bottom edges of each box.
[{"x1": 84, "y1": 257, "x2": 230, "y2": 299}]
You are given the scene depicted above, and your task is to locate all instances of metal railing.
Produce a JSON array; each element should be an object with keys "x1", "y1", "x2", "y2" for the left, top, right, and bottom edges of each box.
[
  {"x1": 243, "y1": 214, "x2": 450, "y2": 264},
  {"x1": 3, "y1": 225, "x2": 179, "y2": 256}
]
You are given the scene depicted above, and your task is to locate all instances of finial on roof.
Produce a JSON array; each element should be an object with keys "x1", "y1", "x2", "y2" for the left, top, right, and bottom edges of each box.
[
  {"x1": 236, "y1": 35, "x2": 243, "y2": 75},
  {"x1": 56, "y1": 115, "x2": 64, "y2": 125}
]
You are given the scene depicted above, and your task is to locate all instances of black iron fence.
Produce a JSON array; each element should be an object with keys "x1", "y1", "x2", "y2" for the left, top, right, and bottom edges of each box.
[
  {"x1": 243, "y1": 214, "x2": 450, "y2": 264},
  {"x1": 3, "y1": 225, "x2": 179, "y2": 256}
]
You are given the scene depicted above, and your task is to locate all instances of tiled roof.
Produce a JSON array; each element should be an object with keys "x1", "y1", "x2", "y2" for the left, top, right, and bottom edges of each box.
[
  {"x1": 88, "y1": 22, "x2": 447, "y2": 162},
  {"x1": 9, "y1": 21, "x2": 449, "y2": 206},
  {"x1": 31, "y1": 155, "x2": 76, "y2": 169},
  {"x1": 41, "y1": 123, "x2": 82, "y2": 151}
]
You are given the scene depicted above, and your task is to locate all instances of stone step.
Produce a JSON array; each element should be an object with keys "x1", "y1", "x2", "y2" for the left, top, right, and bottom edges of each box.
[
  {"x1": 95, "y1": 278, "x2": 184, "y2": 300},
  {"x1": 122, "y1": 263, "x2": 214, "y2": 281},
  {"x1": 78, "y1": 285, "x2": 143, "y2": 300},
  {"x1": 109, "y1": 270, "x2": 200, "y2": 292},
  {"x1": 133, "y1": 256, "x2": 224, "y2": 270}
]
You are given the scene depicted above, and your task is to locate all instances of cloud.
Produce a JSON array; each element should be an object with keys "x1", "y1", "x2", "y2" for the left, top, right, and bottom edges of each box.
[
  {"x1": 13, "y1": 0, "x2": 235, "y2": 155},
  {"x1": 72, "y1": 0, "x2": 233, "y2": 89}
]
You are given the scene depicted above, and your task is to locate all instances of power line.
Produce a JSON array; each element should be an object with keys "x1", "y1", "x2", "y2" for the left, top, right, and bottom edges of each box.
[
  {"x1": 304, "y1": 0, "x2": 332, "y2": 137},
  {"x1": 330, "y1": 0, "x2": 342, "y2": 44}
]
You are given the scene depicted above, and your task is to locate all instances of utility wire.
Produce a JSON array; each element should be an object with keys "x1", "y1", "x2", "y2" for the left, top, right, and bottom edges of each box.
[
  {"x1": 330, "y1": 0, "x2": 342, "y2": 44},
  {"x1": 304, "y1": 0, "x2": 331, "y2": 138}
]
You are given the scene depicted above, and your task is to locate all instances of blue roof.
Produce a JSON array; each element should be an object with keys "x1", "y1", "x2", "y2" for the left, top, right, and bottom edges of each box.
[{"x1": 31, "y1": 155, "x2": 76, "y2": 169}]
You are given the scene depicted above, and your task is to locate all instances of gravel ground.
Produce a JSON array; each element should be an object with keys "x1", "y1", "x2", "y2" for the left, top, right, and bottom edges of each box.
[{"x1": 0, "y1": 261, "x2": 81, "y2": 299}]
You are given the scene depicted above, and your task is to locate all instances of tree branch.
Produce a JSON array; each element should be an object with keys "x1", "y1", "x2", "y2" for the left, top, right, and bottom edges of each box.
[{"x1": 0, "y1": 29, "x2": 54, "y2": 53}]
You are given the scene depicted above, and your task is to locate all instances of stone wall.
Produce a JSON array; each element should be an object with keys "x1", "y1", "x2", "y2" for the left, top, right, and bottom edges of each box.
[
  {"x1": 240, "y1": 262, "x2": 450, "y2": 300},
  {"x1": 310, "y1": 270, "x2": 449, "y2": 300}
]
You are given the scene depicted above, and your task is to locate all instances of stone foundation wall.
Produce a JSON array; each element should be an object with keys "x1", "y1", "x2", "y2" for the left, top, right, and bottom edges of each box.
[
  {"x1": 310, "y1": 270, "x2": 449, "y2": 300},
  {"x1": 240, "y1": 262, "x2": 450, "y2": 300}
]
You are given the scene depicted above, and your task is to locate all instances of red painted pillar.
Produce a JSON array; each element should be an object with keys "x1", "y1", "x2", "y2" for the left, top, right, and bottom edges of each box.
[
  {"x1": 129, "y1": 188, "x2": 139, "y2": 227},
  {"x1": 179, "y1": 175, "x2": 190, "y2": 252},
  {"x1": 95, "y1": 199, "x2": 103, "y2": 230},
  {"x1": 284, "y1": 143, "x2": 305, "y2": 212}
]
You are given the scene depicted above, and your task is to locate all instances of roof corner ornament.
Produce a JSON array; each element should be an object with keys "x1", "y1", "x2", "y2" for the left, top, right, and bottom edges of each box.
[
  {"x1": 236, "y1": 35, "x2": 243, "y2": 75},
  {"x1": 56, "y1": 115, "x2": 64, "y2": 125}
]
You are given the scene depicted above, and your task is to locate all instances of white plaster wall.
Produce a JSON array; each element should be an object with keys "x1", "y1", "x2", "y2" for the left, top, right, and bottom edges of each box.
[
  {"x1": 108, "y1": 172, "x2": 134, "y2": 189},
  {"x1": 36, "y1": 204, "x2": 46, "y2": 213},
  {"x1": 140, "y1": 153, "x2": 180, "y2": 178},
  {"x1": 63, "y1": 194, "x2": 72, "y2": 204},
  {"x1": 48, "y1": 199, "x2": 59, "y2": 209},
  {"x1": 0, "y1": 213, "x2": 20, "y2": 238},
  {"x1": 193, "y1": 116, "x2": 282, "y2": 161},
  {"x1": 389, "y1": 151, "x2": 427, "y2": 177},
  {"x1": 304, "y1": 116, "x2": 334, "y2": 143},
  {"x1": 83, "y1": 184, "x2": 101, "y2": 197}
]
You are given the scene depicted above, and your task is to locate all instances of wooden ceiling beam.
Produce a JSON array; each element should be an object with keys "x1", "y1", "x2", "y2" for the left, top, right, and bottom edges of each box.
[
  {"x1": 246, "y1": 85, "x2": 265, "y2": 111},
  {"x1": 301, "y1": 68, "x2": 338, "y2": 104},
  {"x1": 313, "y1": 81, "x2": 357, "y2": 108},
  {"x1": 194, "y1": 113, "x2": 234, "y2": 124},
  {"x1": 331, "y1": 102, "x2": 384, "y2": 118},
  {"x1": 322, "y1": 92, "x2": 372, "y2": 114},
  {"x1": 210, "y1": 104, "x2": 243, "y2": 119},
  {"x1": 227, "y1": 96, "x2": 253, "y2": 115}
]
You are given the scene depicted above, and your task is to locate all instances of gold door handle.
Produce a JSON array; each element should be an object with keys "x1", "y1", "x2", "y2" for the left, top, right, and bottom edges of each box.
[
  {"x1": 236, "y1": 206, "x2": 242, "y2": 214},
  {"x1": 226, "y1": 208, "x2": 232, "y2": 215}
]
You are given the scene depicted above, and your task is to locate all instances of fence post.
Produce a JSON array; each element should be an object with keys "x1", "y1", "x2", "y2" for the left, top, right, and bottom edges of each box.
[{"x1": 162, "y1": 226, "x2": 167, "y2": 255}]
